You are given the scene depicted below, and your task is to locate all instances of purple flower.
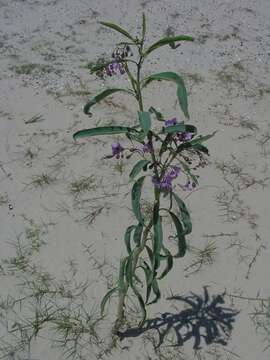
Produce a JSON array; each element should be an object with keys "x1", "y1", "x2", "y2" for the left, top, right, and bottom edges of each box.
[
  {"x1": 176, "y1": 132, "x2": 193, "y2": 141},
  {"x1": 106, "y1": 62, "x2": 125, "y2": 76},
  {"x1": 164, "y1": 117, "x2": 178, "y2": 127},
  {"x1": 178, "y1": 180, "x2": 196, "y2": 192},
  {"x1": 151, "y1": 166, "x2": 181, "y2": 192},
  {"x1": 111, "y1": 142, "x2": 124, "y2": 159},
  {"x1": 142, "y1": 142, "x2": 153, "y2": 153}
]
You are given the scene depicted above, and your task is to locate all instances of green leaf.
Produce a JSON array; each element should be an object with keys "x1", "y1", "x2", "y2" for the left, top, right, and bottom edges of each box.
[
  {"x1": 172, "y1": 192, "x2": 192, "y2": 235},
  {"x1": 100, "y1": 287, "x2": 118, "y2": 316},
  {"x1": 147, "y1": 278, "x2": 161, "y2": 305},
  {"x1": 138, "y1": 111, "x2": 151, "y2": 135},
  {"x1": 126, "y1": 130, "x2": 146, "y2": 143},
  {"x1": 73, "y1": 126, "x2": 136, "y2": 140},
  {"x1": 190, "y1": 130, "x2": 218, "y2": 145},
  {"x1": 169, "y1": 211, "x2": 187, "y2": 257},
  {"x1": 158, "y1": 246, "x2": 173, "y2": 280},
  {"x1": 144, "y1": 35, "x2": 194, "y2": 56},
  {"x1": 133, "y1": 222, "x2": 144, "y2": 245},
  {"x1": 142, "y1": 13, "x2": 146, "y2": 40},
  {"x1": 161, "y1": 123, "x2": 197, "y2": 135},
  {"x1": 125, "y1": 253, "x2": 133, "y2": 285},
  {"x1": 131, "y1": 176, "x2": 145, "y2": 224},
  {"x1": 100, "y1": 21, "x2": 136, "y2": 43},
  {"x1": 131, "y1": 284, "x2": 147, "y2": 326},
  {"x1": 149, "y1": 106, "x2": 164, "y2": 121},
  {"x1": 124, "y1": 225, "x2": 136, "y2": 254},
  {"x1": 130, "y1": 160, "x2": 151, "y2": 179},
  {"x1": 84, "y1": 88, "x2": 133, "y2": 115},
  {"x1": 159, "y1": 133, "x2": 173, "y2": 156},
  {"x1": 142, "y1": 72, "x2": 190, "y2": 118},
  {"x1": 192, "y1": 143, "x2": 209, "y2": 155},
  {"x1": 140, "y1": 261, "x2": 153, "y2": 303}
]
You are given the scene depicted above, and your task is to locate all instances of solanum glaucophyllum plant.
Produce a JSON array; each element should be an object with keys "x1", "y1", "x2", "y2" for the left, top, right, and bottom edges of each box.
[{"x1": 73, "y1": 14, "x2": 216, "y2": 336}]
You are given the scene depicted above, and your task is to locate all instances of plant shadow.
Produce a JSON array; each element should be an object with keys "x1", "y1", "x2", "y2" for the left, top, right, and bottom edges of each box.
[{"x1": 117, "y1": 286, "x2": 239, "y2": 350}]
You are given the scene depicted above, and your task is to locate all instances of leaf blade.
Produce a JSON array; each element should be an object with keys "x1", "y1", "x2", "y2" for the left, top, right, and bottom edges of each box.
[
  {"x1": 73, "y1": 126, "x2": 135, "y2": 140},
  {"x1": 129, "y1": 160, "x2": 151, "y2": 179},
  {"x1": 145, "y1": 35, "x2": 194, "y2": 56},
  {"x1": 131, "y1": 176, "x2": 145, "y2": 224},
  {"x1": 100, "y1": 21, "x2": 136, "y2": 43},
  {"x1": 169, "y1": 211, "x2": 187, "y2": 258}
]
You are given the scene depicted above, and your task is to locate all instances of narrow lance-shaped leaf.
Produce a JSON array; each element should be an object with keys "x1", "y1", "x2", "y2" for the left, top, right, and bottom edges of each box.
[
  {"x1": 130, "y1": 160, "x2": 151, "y2": 179},
  {"x1": 118, "y1": 257, "x2": 128, "y2": 289},
  {"x1": 172, "y1": 192, "x2": 192, "y2": 235},
  {"x1": 73, "y1": 126, "x2": 136, "y2": 140},
  {"x1": 133, "y1": 222, "x2": 144, "y2": 245},
  {"x1": 158, "y1": 246, "x2": 173, "y2": 280},
  {"x1": 142, "y1": 13, "x2": 146, "y2": 40},
  {"x1": 84, "y1": 88, "x2": 134, "y2": 115},
  {"x1": 147, "y1": 278, "x2": 161, "y2": 305},
  {"x1": 190, "y1": 130, "x2": 218, "y2": 145},
  {"x1": 99, "y1": 21, "x2": 136, "y2": 43},
  {"x1": 144, "y1": 35, "x2": 194, "y2": 56},
  {"x1": 100, "y1": 287, "x2": 118, "y2": 316},
  {"x1": 169, "y1": 211, "x2": 187, "y2": 258},
  {"x1": 138, "y1": 111, "x2": 151, "y2": 135},
  {"x1": 124, "y1": 225, "x2": 136, "y2": 254},
  {"x1": 131, "y1": 284, "x2": 147, "y2": 326},
  {"x1": 142, "y1": 72, "x2": 189, "y2": 119},
  {"x1": 131, "y1": 176, "x2": 145, "y2": 224}
]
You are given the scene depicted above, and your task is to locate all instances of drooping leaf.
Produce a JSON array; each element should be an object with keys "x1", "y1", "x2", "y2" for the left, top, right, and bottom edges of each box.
[
  {"x1": 133, "y1": 222, "x2": 144, "y2": 245},
  {"x1": 140, "y1": 261, "x2": 153, "y2": 303},
  {"x1": 131, "y1": 176, "x2": 145, "y2": 223},
  {"x1": 192, "y1": 143, "x2": 209, "y2": 155},
  {"x1": 190, "y1": 130, "x2": 218, "y2": 145},
  {"x1": 144, "y1": 35, "x2": 194, "y2": 56},
  {"x1": 100, "y1": 21, "x2": 136, "y2": 43},
  {"x1": 125, "y1": 253, "x2": 133, "y2": 286},
  {"x1": 100, "y1": 287, "x2": 118, "y2": 316},
  {"x1": 169, "y1": 211, "x2": 187, "y2": 258},
  {"x1": 142, "y1": 72, "x2": 189, "y2": 118},
  {"x1": 147, "y1": 278, "x2": 161, "y2": 305},
  {"x1": 138, "y1": 111, "x2": 151, "y2": 135},
  {"x1": 161, "y1": 123, "x2": 197, "y2": 135},
  {"x1": 130, "y1": 160, "x2": 150, "y2": 179},
  {"x1": 124, "y1": 225, "x2": 136, "y2": 254},
  {"x1": 149, "y1": 106, "x2": 164, "y2": 121},
  {"x1": 73, "y1": 126, "x2": 136, "y2": 140},
  {"x1": 172, "y1": 192, "x2": 192, "y2": 235},
  {"x1": 84, "y1": 88, "x2": 133, "y2": 115},
  {"x1": 158, "y1": 246, "x2": 173, "y2": 280}
]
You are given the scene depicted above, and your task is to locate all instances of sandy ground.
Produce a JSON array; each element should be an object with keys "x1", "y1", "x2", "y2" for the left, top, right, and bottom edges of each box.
[{"x1": 0, "y1": 0, "x2": 270, "y2": 359}]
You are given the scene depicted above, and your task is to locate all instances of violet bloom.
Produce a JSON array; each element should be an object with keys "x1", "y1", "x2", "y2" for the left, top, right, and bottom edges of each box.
[
  {"x1": 142, "y1": 142, "x2": 153, "y2": 153},
  {"x1": 164, "y1": 117, "x2": 178, "y2": 127},
  {"x1": 106, "y1": 62, "x2": 125, "y2": 76},
  {"x1": 152, "y1": 166, "x2": 181, "y2": 192},
  {"x1": 176, "y1": 132, "x2": 193, "y2": 141},
  {"x1": 111, "y1": 142, "x2": 124, "y2": 159}
]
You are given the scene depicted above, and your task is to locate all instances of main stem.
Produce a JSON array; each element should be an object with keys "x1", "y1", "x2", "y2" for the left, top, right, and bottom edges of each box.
[{"x1": 113, "y1": 40, "x2": 162, "y2": 337}]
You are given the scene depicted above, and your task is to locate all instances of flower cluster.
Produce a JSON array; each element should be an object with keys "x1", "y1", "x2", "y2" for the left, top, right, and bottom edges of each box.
[
  {"x1": 106, "y1": 62, "x2": 125, "y2": 76},
  {"x1": 152, "y1": 166, "x2": 181, "y2": 192}
]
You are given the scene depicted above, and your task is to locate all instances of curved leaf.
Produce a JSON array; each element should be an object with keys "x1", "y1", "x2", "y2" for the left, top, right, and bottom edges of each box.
[
  {"x1": 145, "y1": 35, "x2": 194, "y2": 56},
  {"x1": 131, "y1": 284, "x2": 147, "y2": 326},
  {"x1": 125, "y1": 253, "x2": 133, "y2": 286},
  {"x1": 73, "y1": 126, "x2": 136, "y2": 140},
  {"x1": 147, "y1": 278, "x2": 161, "y2": 305},
  {"x1": 131, "y1": 176, "x2": 145, "y2": 223},
  {"x1": 84, "y1": 88, "x2": 133, "y2": 115},
  {"x1": 133, "y1": 222, "x2": 144, "y2": 245},
  {"x1": 100, "y1": 21, "x2": 136, "y2": 43},
  {"x1": 118, "y1": 257, "x2": 128, "y2": 289},
  {"x1": 138, "y1": 111, "x2": 151, "y2": 135},
  {"x1": 124, "y1": 225, "x2": 136, "y2": 254},
  {"x1": 139, "y1": 261, "x2": 153, "y2": 303},
  {"x1": 190, "y1": 130, "x2": 218, "y2": 145},
  {"x1": 169, "y1": 211, "x2": 187, "y2": 258},
  {"x1": 172, "y1": 192, "x2": 192, "y2": 235},
  {"x1": 142, "y1": 72, "x2": 189, "y2": 118},
  {"x1": 100, "y1": 287, "x2": 118, "y2": 316},
  {"x1": 130, "y1": 160, "x2": 151, "y2": 179},
  {"x1": 142, "y1": 13, "x2": 146, "y2": 40},
  {"x1": 158, "y1": 246, "x2": 173, "y2": 280}
]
